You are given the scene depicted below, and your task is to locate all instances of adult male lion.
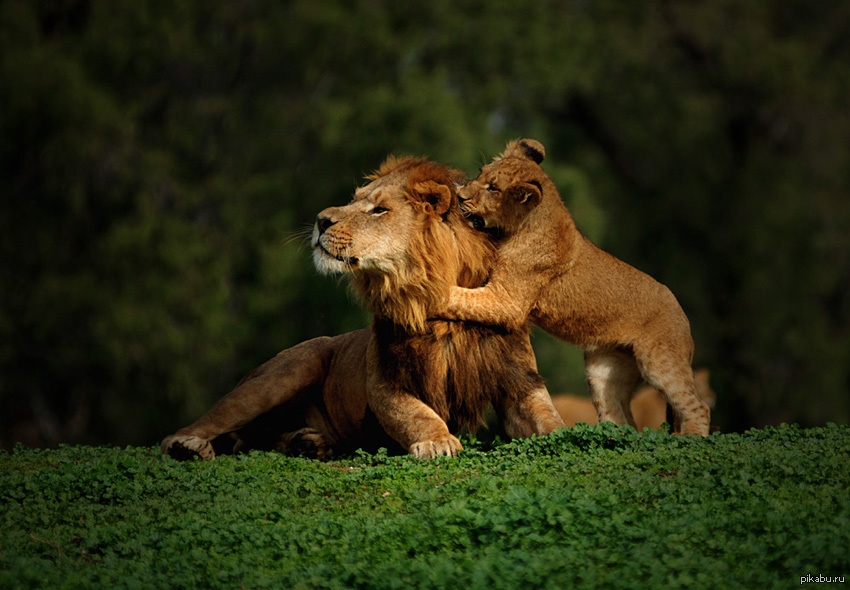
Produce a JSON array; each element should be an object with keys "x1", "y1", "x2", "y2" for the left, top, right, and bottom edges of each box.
[{"x1": 161, "y1": 156, "x2": 564, "y2": 460}]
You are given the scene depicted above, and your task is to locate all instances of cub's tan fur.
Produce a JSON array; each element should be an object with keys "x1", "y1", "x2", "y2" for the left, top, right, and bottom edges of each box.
[
  {"x1": 443, "y1": 139, "x2": 711, "y2": 435},
  {"x1": 161, "y1": 156, "x2": 564, "y2": 461},
  {"x1": 553, "y1": 368, "x2": 715, "y2": 430}
]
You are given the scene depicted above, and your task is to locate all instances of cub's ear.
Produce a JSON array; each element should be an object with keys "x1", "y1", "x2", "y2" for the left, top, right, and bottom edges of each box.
[
  {"x1": 498, "y1": 139, "x2": 546, "y2": 164},
  {"x1": 412, "y1": 180, "x2": 452, "y2": 215},
  {"x1": 518, "y1": 139, "x2": 545, "y2": 164},
  {"x1": 506, "y1": 180, "x2": 542, "y2": 208}
]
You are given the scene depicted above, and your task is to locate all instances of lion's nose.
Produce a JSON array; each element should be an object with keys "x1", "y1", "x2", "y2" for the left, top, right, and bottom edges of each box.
[{"x1": 316, "y1": 214, "x2": 336, "y2": 235}]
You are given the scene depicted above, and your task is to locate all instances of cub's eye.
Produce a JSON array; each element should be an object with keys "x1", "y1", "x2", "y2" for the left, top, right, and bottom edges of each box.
[{"x1": 370, "y1": 206, "x2": 389, "y2": 215}]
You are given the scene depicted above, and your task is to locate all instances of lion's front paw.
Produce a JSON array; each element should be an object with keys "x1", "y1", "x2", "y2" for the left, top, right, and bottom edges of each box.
[
  {"x1": 161, "y1": 434, "x2": 216, "y2": 461},
  {"x1": 410, "y1": 436, "x2": 463, "y2": 459}
]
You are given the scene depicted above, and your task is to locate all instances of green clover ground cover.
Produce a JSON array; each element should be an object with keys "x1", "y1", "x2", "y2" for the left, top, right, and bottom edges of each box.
[{"x1": 2, "y1": 423, "x2": 848, "y2": 589}]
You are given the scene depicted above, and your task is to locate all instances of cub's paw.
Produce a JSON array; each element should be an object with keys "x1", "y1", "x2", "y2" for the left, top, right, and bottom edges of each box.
[
  {"x1": 410, "y1": 436, "x2": 463, "y2": 460},
  {"x1": 673, "y1": 413, "x2": 711, "y2": 437},
  {"x1": 673, "y1": 426, "x2": 710, "y2": 437},
  {"x1": 275, "y1": 427, "x2": 333, "y2": 460},
  {"x1": 161, "y1": 434, "x2": 216, "y2": 461}
]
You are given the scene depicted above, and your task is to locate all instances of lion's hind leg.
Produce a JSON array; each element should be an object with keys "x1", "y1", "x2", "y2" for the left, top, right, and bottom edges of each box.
[
  {"x1": 274, "y1": 427, "x2": 333, "y2": 460},
  {"x1": 584, "y1": 349, "x2": 641, "y2": 428}
]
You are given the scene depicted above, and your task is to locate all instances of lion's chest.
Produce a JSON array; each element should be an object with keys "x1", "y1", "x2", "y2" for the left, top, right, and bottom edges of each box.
[{"x1": 373, "y1": 319, "x2": 526, "y2": 429}]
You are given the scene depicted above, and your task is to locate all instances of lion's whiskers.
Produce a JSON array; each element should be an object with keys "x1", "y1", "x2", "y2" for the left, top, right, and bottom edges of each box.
[
  {"x1": 280, "y1": 225, "x2": 316, "y2": 255},
  {"x1": 287, "y1": 224, "x2": 315, "y2": 244}
]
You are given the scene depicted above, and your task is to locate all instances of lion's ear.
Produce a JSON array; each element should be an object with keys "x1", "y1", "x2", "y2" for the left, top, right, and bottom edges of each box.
[
  {"x1": 499, "y1": 139, "x2": 546, "y2": 164},
  {"x1": 506, "y1": 180, "x2": 542, "y2": 208},
  {"x1": 412, "y1": 180, "x2": 452, "y2": 216}
]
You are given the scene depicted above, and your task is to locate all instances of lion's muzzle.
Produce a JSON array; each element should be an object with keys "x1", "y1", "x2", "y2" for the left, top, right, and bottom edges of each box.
[
  {"x1": 313, "y1": 208, "x2": 360, "y2": 270},
  {"x1": 316, "y1": 241, "x2": 358, "y2": 266}
]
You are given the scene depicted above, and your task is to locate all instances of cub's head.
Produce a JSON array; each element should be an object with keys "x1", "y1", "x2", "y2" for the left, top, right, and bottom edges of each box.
[
  {"x1": 313, "y1": 156, "x2": 494, "y2": 332},
  {"x1": 458, "y1": 138, "x2": 548, "y2": 234}
]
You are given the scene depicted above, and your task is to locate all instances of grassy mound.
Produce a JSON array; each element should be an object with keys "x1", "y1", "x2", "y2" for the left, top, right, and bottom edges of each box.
[{"x1": 2, "y1": 423, "x2": 848, "y2": 589}]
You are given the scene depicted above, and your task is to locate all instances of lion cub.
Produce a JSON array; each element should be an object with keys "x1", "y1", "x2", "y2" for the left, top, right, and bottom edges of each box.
[{"x1": 443, "y1": 139, "x2": 711, "y2": 435}]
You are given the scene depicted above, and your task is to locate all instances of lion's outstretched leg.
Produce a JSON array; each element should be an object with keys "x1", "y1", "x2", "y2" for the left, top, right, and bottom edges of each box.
[
  {"x1": 161, "y1": 336, "x2": 338, "y2": 461},
  {"x1": 161, "y1": 434, "x2": 216, "y2": 461},
  {"x1": 584, "y1": 349, "x2": 641, "y2": 428}
]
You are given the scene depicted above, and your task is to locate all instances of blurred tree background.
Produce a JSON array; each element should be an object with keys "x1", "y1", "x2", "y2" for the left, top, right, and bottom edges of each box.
[{"x1": 2, "y1": 0, "x2": 848, "y2": 449}]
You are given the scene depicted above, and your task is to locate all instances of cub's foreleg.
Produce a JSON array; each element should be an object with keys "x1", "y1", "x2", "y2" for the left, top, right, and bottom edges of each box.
[{"x1": 444, "y1": 283, "x2": 529, "y2": 331}]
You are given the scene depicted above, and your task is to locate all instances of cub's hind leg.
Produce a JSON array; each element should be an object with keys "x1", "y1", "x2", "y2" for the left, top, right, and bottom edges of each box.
[
  {"x1": 584, "y1": 349, "x2": 641, "y2": 428},
  {"x1": 634, "y1": 344, "x2": 710, "y2": 436}
]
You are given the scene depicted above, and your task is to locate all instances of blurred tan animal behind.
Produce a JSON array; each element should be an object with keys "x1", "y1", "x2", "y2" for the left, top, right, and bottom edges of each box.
[{"x1": 552, "y1": 368, "x2": 715, "y2": 430}]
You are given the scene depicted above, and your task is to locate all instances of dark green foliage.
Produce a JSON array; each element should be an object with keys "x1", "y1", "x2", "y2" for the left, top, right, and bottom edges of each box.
[
  {"x1": 2, "y1": 0, "x2": 849, "y2": 448},
  {"x1": 2, "y1": 424, "x2": 848, "y2": 589}
]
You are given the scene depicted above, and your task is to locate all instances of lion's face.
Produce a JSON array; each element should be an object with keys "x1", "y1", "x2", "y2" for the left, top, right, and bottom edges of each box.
[
  {"x1": 312, "y1": 158, "x2": 453, "y2": 277},
  {"x1": 457, "y1": 140, "x2": 547, "y2": 235},
  {"x1": 312, "y1": 175, "x2": 413, "y2": 276},
  {"x1": 311, "y1": 156, "x2": 490, "y2": 332}
]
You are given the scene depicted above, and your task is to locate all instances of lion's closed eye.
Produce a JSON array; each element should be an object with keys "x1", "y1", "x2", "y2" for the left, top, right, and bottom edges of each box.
[{"x1": 370, "y1": 206, "x2": 389, "y2": 215}]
